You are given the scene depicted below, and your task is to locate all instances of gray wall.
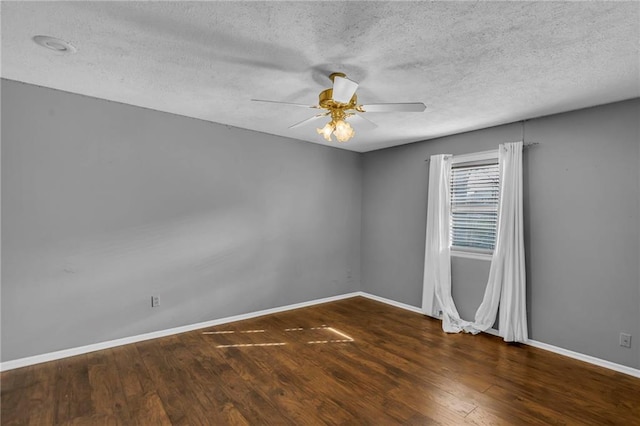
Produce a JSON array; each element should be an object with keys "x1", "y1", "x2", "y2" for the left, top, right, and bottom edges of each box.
[
  {"x1": 3, "y1": 78, "x2": 639, "y2": 371},
  {"x1": 362, "y1": 99, "x2": 640, "y2": 369},
  {"x1": 1, "y1": 79, "x2": 362, "y2": 362}
]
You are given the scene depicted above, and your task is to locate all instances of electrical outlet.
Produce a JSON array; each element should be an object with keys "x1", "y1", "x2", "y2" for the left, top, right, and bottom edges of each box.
[
  {"x1": 620, "y1": 333, "x2": 631, "y2": 348},
  {"x1": 151, "y1": 295, "x2": 160, "y2": 308}
]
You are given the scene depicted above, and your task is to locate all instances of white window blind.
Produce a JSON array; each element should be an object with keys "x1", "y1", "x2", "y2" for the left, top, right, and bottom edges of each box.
[{"x1": 450, "y1": 162, "x2": 500, "y2": 252}]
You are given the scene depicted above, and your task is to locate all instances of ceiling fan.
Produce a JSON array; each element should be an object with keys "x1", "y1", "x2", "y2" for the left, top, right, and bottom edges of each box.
[{"x1": 252, "y1": 73, "x2": 426, "y2": 143}]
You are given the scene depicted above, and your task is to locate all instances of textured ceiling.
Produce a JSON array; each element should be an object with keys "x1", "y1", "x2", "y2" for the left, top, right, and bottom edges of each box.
[{"x1": 2, "y1": 1, "x2": 639, "y2": 152}]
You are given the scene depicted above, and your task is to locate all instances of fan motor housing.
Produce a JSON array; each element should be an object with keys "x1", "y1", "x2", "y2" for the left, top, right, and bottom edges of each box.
[{"x1": 318, "y1": 88, "x2": 358, "y2": 110}]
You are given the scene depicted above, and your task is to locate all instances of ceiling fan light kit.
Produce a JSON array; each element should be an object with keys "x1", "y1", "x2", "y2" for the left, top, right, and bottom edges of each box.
[
  {"x1": 317, "y1": 117, "x2": 355, "y2": 143},
  {"x1": 253, "y1": 72, "x2": 426, "y2": 144}
]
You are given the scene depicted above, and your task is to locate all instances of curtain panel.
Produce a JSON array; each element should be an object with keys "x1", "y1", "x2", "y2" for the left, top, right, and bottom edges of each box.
[
  {"x1": 422, "y1": 142, "x2": 528, "y2": 342},
  {"x1": 422, "y1": 154, "x2": 468, "y2": 333}
]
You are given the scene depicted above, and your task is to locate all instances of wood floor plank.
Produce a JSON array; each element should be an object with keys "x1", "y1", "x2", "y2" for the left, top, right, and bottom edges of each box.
[
  {"x1": 87, "y1": 350, "x2": 132, "y2": 424},
  {"x1": 52, "y1": 356, "x2": 93, "y2": 424},
  {"x1": 136, "y1": 336, "x2": 232, "y2": 425},
  {"x1": 175, "y1": 332, "x2": 290, "y2": 424},
  {"x1": 58, "y1": 413, "x2": 120, "y2": 426},
  {"x1": 27, "y1": 365, "x2": 56, "y2": 426},
  {"x1": 126, "y1": 391, "x2": 173, "y2": 426},
  {"x1": 212, "y1": 330, "x2": 330, "y2": 424},
  {"x1": 165, "y1": 337, "x2": 251, "y2": 425},
  {"x1": 228, "y1": 325, "x2": 358, "y2": 424},
  {"x1": 184, "y1": 333, "x2": 289, "y2": 423},
  {"x1": 2, "y1": 296, "x2": 639, "y2": 425},
  {"x1": 1, "y1": 366, "x2": 35, "y2": 426},
  {"x1": 266, "y1": 316, "x2": 467, "y2": 424},
  {"x1": 257, "y1": 311, "x2": 414, "y2": 423},
  {"x1": 110, "y1": 344, "x2": 153, "y2": 400}
]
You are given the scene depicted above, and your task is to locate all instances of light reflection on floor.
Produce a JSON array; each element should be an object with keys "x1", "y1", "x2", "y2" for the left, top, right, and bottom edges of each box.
[
  {"x1": 202, "y1": 325, "x2": 355, "y2": 348},
  {"x1": 216, "y1": 342, "x2": 287, "y2": 348}
]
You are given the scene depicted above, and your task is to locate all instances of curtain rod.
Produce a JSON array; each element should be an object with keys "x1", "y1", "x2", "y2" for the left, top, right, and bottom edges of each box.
[
  {"x1": 424, "y1": 120, "x2": 539, "y2": 162},
  {"x1": 424, "y1": 142, "x2": 539, "y2": 162}
]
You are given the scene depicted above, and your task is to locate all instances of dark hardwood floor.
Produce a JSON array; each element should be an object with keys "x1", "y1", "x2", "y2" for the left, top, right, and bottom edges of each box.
[{"x1": 2, "y1": 296, "x2": 639, "y2": 425}]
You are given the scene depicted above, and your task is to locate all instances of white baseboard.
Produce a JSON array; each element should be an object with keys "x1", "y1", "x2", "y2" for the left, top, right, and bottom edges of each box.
[
  {"x1": 356, "y1": 291, "x2": 424, "y2": 314},
  {"x1": 524, "y1": 338, "x2": 640, "y2": 379},
  {"x1": 359, "y1": 292, "x2": 640, "y2": 379},
  {"x1": 3, "y1": 291, "x2": 639, "y2": 379},
  {"x1": 0, "y1": 292, "x2": 360, "y2": 372}
]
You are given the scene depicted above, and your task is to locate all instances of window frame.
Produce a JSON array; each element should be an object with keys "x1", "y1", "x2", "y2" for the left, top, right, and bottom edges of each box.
[{"x1": 449, "y1": 149, "x2": 499, "y2": 261}]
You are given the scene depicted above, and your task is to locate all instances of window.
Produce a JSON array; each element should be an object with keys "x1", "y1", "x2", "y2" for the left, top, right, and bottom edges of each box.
[{"x1": 450, "y1": 150, "x2": 499, "y2": 259}]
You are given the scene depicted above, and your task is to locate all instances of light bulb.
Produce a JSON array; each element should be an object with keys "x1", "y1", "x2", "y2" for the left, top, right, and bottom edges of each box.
[
  {"x1": 333, "y1": 120, "x2": 354, "y2": 142},
  {"x1": 317, "y1": 122, "x2": 334, "y2": 142}
]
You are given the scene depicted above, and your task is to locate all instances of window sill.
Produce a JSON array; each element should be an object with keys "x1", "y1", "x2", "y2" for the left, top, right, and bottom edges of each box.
[{"x1": 451, "y1": 250, "x2": 493, "y2": 261}]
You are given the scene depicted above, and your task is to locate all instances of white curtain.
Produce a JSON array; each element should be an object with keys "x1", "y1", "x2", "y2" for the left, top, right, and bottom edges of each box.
[
  {"x1": 423, "y1": 143, "x2": 528, "y2": 342},
  {"x1": 422, "y1": 155, "x2": 469, "y2": 333},
  {"x1": 468, "y1": 141, "x2": 528, "y2": 341}
]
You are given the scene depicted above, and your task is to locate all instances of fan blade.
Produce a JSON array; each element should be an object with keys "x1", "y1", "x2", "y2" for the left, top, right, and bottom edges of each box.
[
  {"x1": 360, "y1": 102, "x2": 426, "y2": 112},
  {"x1": 288, "y1": 113, "x2": 330, "y2": 129},
  {"x1": 332, "y1": 76, "x2": 359, "y2": 104},
  {"x1": 349, "y1": 114, "x2": 378, "y2": 130},
  {"x1": 252, "y1": 99, "x2": 319, "y2": 108}
]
